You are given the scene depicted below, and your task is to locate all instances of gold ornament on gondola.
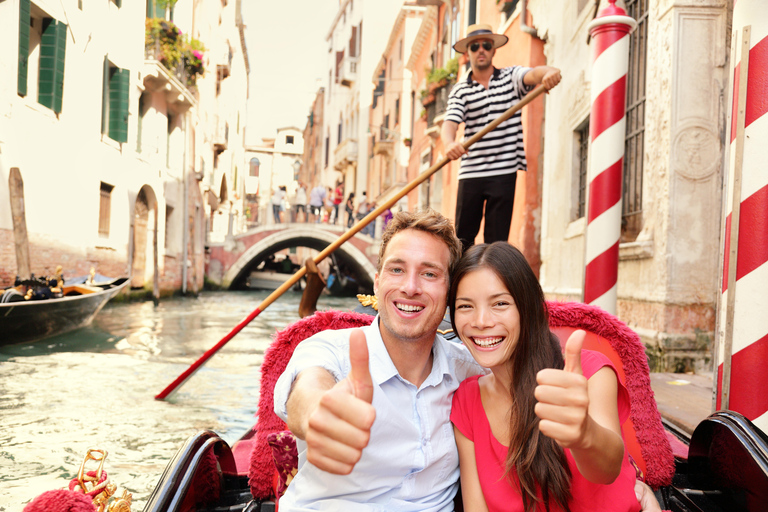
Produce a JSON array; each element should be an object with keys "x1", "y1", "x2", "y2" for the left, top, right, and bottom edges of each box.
[
  {"x1": 72, "y1": 449, "x2": 132, "y2": 512},
  {"x1": 356, "y1": 294, "x2": 378, "y2": 311}
]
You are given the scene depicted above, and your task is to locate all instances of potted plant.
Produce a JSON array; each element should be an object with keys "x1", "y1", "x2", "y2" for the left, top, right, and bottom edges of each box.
[
  {"x1": 426, "y1": 57, "x2": 459, "y2": 90},
  {"x1": 420, "y1": 88, "x2": 435, "y2": 106}
]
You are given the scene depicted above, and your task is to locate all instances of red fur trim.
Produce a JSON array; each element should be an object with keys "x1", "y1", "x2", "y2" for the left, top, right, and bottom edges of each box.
[
  {"x1": 248, "y1": 310, "x2": 374, "y2": 499},
  {"x1": 23, "y1": 489, "x2": 95, "y2": 512},
  {"x1": 547, "y1": 301, "x2": 675, "y2": 488}
]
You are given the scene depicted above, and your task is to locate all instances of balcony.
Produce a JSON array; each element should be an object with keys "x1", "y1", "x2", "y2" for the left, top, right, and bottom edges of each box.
[
  {"x1": 425, "y1": 82, "x2": 451, "y2": 133},
  {"x1": 143, "y1": 43, "x2": 197, "y2": 110},
  {"x1": 374, "y1": 126, "x2": 395, "y2": 156},
  {"x1": 339, "y1": 57, "x2": 359, "y2": 87},
  {"x1": 334, "y1": 138, "x2": 358, "y2": 169},
  {"x1": 213, "y1": 118, "x2": 228, "y2": 153}
]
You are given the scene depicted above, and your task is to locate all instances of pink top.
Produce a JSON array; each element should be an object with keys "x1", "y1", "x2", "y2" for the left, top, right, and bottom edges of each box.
[{"x1": 451, "y1": 350, "x2": 641, "y2": 512}]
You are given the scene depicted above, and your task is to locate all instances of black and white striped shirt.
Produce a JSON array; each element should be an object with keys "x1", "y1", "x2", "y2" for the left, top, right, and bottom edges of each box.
[{"x1": 445, "y1": 66, "x2": 533, "y2": 180}]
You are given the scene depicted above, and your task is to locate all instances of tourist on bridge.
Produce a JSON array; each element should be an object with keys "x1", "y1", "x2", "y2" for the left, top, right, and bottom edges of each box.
[
  {"x1": 441, "y1": 23, "x2": 561, "y2": 252},
  {"x1": 271, "y1": 185, "x2": 286, "y2": 224},
  {"x1": 308, "y1": 184, "x2": 326, "y2": 223},
  {"x1": 345, "y1": 192, "x2": 356, "y2": 228},
  {"x1": 333, "y1": 183, "x2": 344, "y2": 225},
  {"x1": 293, "y1": 181, "x2": 307, "y2": 223}
]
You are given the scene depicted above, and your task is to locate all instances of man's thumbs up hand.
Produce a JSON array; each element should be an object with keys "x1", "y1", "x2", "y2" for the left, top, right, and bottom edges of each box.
[
  {"x1": 305, "y1": 329, "x2": 376, "y2": 475},
  {"x1": 534, "y1": 330, "x2": 590, "y2": 448},
  {"x1": 348, "y1": 329, "x2": 374, "y2": 403}
]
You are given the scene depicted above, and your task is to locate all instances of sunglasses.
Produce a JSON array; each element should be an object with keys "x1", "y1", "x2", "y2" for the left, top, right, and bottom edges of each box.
[{"x1": 469, "y1": 41, "x2": 494, "y2": 52}]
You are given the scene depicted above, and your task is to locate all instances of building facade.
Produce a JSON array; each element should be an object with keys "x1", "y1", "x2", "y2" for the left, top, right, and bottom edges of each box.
[
  {"x1": 0, "y1": 0, "x2": 249, "y2": 296},
  {"x1": 363, "y1": 0, "x2": 732, "y2": 372}
]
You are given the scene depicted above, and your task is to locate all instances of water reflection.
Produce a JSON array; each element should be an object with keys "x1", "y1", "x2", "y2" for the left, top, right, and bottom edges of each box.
[{"x1": 0, "y1": 290, "x2": 360, "y2": 509}]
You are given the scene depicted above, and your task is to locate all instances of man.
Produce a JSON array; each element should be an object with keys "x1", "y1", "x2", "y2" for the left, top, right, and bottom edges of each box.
[
  {"x1": 275, "y1": 210, "x2": 661, "y2": 511},
  {"x1": 441, "y1": 23, "x2": 562, "y2": 252},
  {"x1": 308, "y1": 184, "x2": 326, "y2": 224},
  {"x1": 274, "y1": 209, "x2": 478, "y2": 510}
]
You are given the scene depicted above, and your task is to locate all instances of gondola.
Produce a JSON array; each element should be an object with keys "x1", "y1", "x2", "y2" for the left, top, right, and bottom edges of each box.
[
  {"x1": 141, "y1": 304, "x2": 768, "y2": 512},
  {"x1": 0, "y1": 276, "x2": 129, "y2": 346},
  {"x1": 138, "y1": 83, "x2": 767, "y2": 511}
]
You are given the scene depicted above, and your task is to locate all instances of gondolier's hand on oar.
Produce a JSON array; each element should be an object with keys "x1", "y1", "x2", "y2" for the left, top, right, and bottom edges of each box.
[{"x1": 291, "y1": 329, "x2": 376, "y2": 475}]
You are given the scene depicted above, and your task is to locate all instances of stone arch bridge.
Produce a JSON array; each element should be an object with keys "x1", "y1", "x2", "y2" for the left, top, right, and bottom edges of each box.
[{"x1": 206, "y1": 223, "x2": 379, "y2": 291}]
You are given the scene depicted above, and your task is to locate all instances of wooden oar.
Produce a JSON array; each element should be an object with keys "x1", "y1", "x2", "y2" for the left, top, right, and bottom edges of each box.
[{"x1": 155, "y1": 84, "x2": 547, "y2": 400}]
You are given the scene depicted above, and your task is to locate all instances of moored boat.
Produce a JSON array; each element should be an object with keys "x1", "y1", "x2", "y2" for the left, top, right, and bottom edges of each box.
[{"x1": 0, "y1": 276, "x2": 129, "y2": 346}]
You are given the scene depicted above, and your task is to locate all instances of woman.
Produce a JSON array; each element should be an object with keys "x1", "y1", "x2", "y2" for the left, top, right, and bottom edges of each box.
[
  {"x1": 448, "y1": 242, "x2": 641, "y2": 512},
  {"x1": 345, "y1": 192, "x2": 355, "y2": 228}
]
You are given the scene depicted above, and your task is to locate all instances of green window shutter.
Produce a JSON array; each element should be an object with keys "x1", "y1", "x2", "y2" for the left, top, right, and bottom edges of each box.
[
  {"x1": 39, "y1": 19, "x2": 66, "y2": 113},
  {"x1": 115, "y1": 0, "x2": 122, "y2": 7},
  {"x1": 101, "y1": 56, "x2": 109, "y2": 134},
  {"x1": 148, "y1": 0, "x2": 164, "y2": 18},
  {"x1": 109, "y1": 67, "x2": 129, "y2": 143},
  {"x1": 53, "y1": 21, "x2": 67, "y2": 113},
  {"x1": 18, "y1": 0, "x2": 31, "y2": 97}
]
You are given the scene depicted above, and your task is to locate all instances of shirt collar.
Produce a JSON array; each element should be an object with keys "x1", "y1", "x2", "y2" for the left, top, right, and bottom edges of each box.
[
  {"x1": 466, "y1": 66, "x2": 500, "y2": 85},
  {"x1": 366, "y1": 316, "x2": 453, "y2": 389}
]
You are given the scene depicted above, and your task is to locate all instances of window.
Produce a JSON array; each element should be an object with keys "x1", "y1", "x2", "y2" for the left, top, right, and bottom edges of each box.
[
  {"x1": 372, "y1": 69, "x2": 385, "y2": 109},
  {"x1": 166, "y1": 113, "x2": 175, "y2": 168},
  {"x1": 575, "y1": 119, "x2": 590, "y2": 220},
  {"x1": 467, "y1": 0, "x2": 477, "y2": 26},
  {"x1": 395, "y1": 97, "x2": 400, "y2": 126},
  {"x1": 500, "y1": 0, "x2": 520, "y2": 18},
  {"x1": 622, "y1": 0, "x2": 648, "y2": 242},
  {"x1": 324, "y1": 135, "x2": 329, "y2": 167},
  {"x1": 165, "y1": 205, "x2": 174, "y2": 249},
  {"x1": 335, "y1": 51, "x2": 344, "y2": 83},
  {"x1": 137, "y1": 93, "x2": 145, "y2": 152},
  {"x1": 99, "y1": 182, "x2": 114, "y2": 237},
  {"x1": 338, "y1": 117, "x2": 342, "y2": 144},
  {"x1": 249, "y1": 158, "x2": 260, "y2": 177},
  {"x1": 17, "y1": 0, "x2": 67, "y2": 114},
  {"x1": 101, "y1": 57, "x2": 130, "y2": 143},
  {"x1": 286, "y1": 135, "x2": 294, "y2": 144},
  {"x1": 349, "y1": 26, "x2": 358, "y2": 58}
]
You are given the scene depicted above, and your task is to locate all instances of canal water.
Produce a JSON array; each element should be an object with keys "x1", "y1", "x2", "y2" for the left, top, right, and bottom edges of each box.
[{"x1": 0, "y1": 290, "x2": 360, "y2": 510}]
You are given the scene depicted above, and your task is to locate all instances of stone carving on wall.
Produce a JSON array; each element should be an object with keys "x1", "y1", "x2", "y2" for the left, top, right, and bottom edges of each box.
[
  {"x1": 672, "y1": 122, "x2": 720, "y2": 181},
  {"x1": 568, "y1": 70, "x2": 590, "y2": 126}
]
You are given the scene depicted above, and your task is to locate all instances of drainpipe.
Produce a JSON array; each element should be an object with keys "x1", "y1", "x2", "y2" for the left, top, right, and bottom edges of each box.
[
  {"x1": 520, "y1": 0, "x2": 541, "y2": 40},
  {"x1": 182, "y1": 112, "x2": 189, "y2": 294}
]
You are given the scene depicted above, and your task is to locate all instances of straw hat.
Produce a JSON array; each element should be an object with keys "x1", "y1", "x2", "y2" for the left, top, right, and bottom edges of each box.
[{"x1": 453, "y1": 23, "x2": 509, "y2": 54}]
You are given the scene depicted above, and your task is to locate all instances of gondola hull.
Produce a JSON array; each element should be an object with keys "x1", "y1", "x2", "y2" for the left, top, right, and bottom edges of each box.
[{"x1": 0, "y1": 278, "x2": 129, "y2": 346}]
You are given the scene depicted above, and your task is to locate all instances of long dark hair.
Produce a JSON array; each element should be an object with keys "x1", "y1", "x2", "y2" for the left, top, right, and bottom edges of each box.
[{"x1": 448, "y1": 242, "x2": 572, "y2": 512}]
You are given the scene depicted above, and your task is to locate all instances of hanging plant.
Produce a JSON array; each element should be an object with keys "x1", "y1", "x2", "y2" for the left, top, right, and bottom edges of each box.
[
  {"x1": 426, "y1": 57, "x2": 459, "y2": 87},
  {"x1": 145, "y1": 18, "x2": 206, "y2": 86}
]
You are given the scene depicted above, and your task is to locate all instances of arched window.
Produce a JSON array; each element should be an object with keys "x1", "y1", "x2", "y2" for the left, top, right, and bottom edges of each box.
[{"x1": 249, "y1": 158, "x2": 260, "y2": 177}]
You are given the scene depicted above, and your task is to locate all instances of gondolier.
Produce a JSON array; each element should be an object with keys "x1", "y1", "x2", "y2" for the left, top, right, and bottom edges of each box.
[{"x1": 441, "y1": 23, "x2": 561, "y2": 252}]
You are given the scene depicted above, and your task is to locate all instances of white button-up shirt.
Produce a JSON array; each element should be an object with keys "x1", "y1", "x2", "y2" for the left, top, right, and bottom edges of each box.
[{"x1": 274, "y1": 317, "x2": 484, "y2": 511}]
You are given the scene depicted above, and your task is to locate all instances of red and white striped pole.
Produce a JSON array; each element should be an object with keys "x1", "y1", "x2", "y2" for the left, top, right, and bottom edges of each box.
[
  {"x1": 717, "y1": 0, "x2": 768, "y2": 434},
  {"x1": 584, "y1": 1, "x2": 636, "y2": 315}
]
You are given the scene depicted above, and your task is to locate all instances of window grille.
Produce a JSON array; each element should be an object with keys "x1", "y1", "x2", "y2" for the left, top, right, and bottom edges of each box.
[
  {"x1": 577, "y1": 120, "x2": 590, "y2": 219},
  {"x1": 622, "y1": 0, "x2": 648, "y2": 242}
]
